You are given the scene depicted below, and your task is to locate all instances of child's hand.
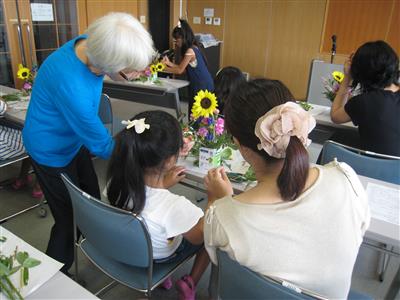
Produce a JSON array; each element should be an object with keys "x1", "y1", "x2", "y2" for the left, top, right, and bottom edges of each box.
[
  {"x1": 179, "y1": 137, "x2": 195, "y2": 157},
  {"x1": 162, "y1": 56, "x2": 172, "y2": 67},
  {"x1": 163, "y1": 166, "x2": 186, "y2": 188},
  {"x1": 204, "y1": 167, "x2": 233, "y2": 202}
]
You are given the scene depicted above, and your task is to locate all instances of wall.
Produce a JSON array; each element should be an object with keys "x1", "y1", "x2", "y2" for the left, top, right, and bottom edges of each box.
[{"x1": 185, "y1": 0, "x2": 399, "y2": 100}]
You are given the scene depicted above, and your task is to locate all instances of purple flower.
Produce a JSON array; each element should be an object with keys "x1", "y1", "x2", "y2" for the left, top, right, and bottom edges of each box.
[
  {"x1": 206, "y1": 132, "x2": 214, "y2": 141},
  {"x1": 198, "y1": 127, "x2": 208, "y2": 137},
  {"x1": 202, "y1": 117, "x2": 209, "y2": 125},
  {"x1": 207, "y1": 118, "x2": 214, "y2": 125}
]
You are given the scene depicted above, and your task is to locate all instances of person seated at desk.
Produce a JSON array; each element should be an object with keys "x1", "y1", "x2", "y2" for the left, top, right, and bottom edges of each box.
[
  {"x1": 330, "y1": 40, "x2": 400, "y2": 156},
  {"x1": 162, "y1": 19, "x2": 214, "y2": 118},
  {"x1": 214, "y1": 66, "x2": 246, "y2": 114},
  {"x1": 203, "y1": 79, "x2": 370, "y2": 299}
]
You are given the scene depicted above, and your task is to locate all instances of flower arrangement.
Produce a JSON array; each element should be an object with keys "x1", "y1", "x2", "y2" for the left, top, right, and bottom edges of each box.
[
  {"x1": 133, "y1": 61, "x2": 165, "y2": 85},
  {"x1": 181, "y1": 90, "x2": 236, "y2": 169},
  {"x1": 17, "y1": 64, "x2": 37, "y2": 96},
  {"x1": 322, "y1": 70, "x2": 358, "y2": 102},
  {"x1": 0, "y1": 236, "x2": 41, "y2": 300}
]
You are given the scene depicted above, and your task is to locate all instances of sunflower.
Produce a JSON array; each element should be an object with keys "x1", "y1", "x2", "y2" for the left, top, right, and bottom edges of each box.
[
  {"x1": 150, "y1": 64, "x2": 157, "y2": 75},
  {"x1": 332, "y1": 71, "x2": 344, "y2": 83},
  {"x1": 191, "y1": 90, "x2": 218, "y2": 119},
  {"x1": 17, "y1": 64, "x2": 30, "y2": 80},
  {"x1": 155, "y1": 62, "x2": 165, "y2": 72}
]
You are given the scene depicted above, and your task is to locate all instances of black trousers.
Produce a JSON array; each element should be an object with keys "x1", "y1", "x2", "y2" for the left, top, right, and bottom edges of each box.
[{"x1": 31, "y1": 147, "x2": 100, "y2": 273}]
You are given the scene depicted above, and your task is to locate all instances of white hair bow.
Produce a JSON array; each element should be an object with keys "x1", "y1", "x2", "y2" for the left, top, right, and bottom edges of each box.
[
  {"x1": 121, "y1": 118, "x2": 150, "y2": 134},
  {"x1": 177, "y1": 20, "x2": 181, "y2": 28}
]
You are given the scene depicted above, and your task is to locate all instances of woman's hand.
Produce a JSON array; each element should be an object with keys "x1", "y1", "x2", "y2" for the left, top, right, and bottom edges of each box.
[
  {"x1": 343, "y1": 53, "x2": 353, "y2": 79},
  {"x1": 163, "y1": 166, "x2": 186, "y2": 188},
  {"x1": 204, "y1": 167, "x2": 233, "y2": 202},
  {"x1": 179, "y1": 137, "x2": 195, "y2": 157},
  {"x1": 162, "y1": 56, "x2": 173, "y2": 67}
]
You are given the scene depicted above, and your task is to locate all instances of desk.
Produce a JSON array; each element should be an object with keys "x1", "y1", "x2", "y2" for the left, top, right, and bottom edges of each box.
[
  {"x1": 179, "y1": 156, "x2": 400, "y2": 254},
  {"x1": 309, "y1": 104, "x2": 356, "y2": 131},
  {"x1": 0, "y1": 226, "x2": 98, "y2": 299},
  {"x1": 103, "y1": 78, "x2": 189, "y2": 119}
]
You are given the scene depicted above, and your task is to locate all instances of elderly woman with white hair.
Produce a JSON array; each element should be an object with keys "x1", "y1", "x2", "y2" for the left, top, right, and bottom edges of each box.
[{"x1": 22, "y1": 12, "x2": 154, "y2": 274}]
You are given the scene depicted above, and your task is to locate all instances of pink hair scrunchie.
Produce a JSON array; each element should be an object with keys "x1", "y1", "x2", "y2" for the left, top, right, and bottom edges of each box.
[{"x1": 254, "y1": 102, "x2": 316, "y2": 159}]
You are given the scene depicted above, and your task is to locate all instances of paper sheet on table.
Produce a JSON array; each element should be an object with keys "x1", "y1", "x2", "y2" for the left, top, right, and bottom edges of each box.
[
  {"x1": 366, "y1": 183, "x2": 400, "y2": 226},
  {"x1": 7, "y1": 100, "x2": 29, "y2": 111},
  {"x1": 0, "y1": 226, "x2": 63, "y2": 298}
]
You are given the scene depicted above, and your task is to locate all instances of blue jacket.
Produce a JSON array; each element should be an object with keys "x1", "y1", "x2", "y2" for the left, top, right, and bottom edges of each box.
[{"x1": 23, "y1": 35, "x2": 114, "y2": 167}]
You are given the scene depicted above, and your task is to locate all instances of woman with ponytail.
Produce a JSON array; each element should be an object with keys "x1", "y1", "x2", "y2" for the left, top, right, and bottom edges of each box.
[
  {"x1": 107, "y1": 110, "x2": 212, "y2": 299},
  {"x1": 203, "y1": 79, "x2": 370, "y2": 299},
  {"x1": 162, "y1": 19, "x2": 214, "y2": 118}
]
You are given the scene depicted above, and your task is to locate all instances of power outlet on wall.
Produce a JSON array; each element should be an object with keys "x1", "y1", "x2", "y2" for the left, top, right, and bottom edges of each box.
[
  {"x1": 139, "y1": 15, "x2": 146, "y2": 23},
  {"x1": 213, "y1": 17, "x2": 221, "y2": 26},
  {"x1": 193, "y1": 16, "x2": 201, "y2": 24},
  {"x1": 205, "y1": 17, "x2": 212, "y2": 25}
]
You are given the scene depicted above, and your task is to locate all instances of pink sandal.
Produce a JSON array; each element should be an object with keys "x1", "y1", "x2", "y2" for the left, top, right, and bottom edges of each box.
[
  {"x1": 12, "y1": 175, "x2": 33, "y2": 190},
  {"x1": 176, "y1": 275, "x2": 196, "y2": 300},
  {"x1": 32, "y1": 189, "x2": 44, "y2": 199},
  {"x1": 160, "y1": 276, "x2": 173, "y2": 290}
]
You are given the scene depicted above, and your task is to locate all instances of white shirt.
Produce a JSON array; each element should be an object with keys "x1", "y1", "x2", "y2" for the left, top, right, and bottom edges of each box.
[
  {"x1": 204, "y1": 161, "x2": 370, "y2": 299},
  {"x1": 129, "y1": 186, "x2": 204, "y2": 259}
]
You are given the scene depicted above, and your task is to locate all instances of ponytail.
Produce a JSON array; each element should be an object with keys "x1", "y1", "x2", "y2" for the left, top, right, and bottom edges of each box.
[
  {"x1": 277, "y1": 136, "x2": 309, "y2": 201},
  {"x1": 107, "y1": 129, "x2": 146, "y2": 214}
]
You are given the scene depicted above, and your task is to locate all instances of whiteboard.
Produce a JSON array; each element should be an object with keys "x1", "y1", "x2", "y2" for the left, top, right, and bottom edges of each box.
[{"x1": 306, "y1": 60, "x2": 343, "y2": 106}]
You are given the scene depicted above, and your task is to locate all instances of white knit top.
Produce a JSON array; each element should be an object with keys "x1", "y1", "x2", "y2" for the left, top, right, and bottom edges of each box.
[{"x1": 204, "y1": 161, "x2": 370, "y2": 299}]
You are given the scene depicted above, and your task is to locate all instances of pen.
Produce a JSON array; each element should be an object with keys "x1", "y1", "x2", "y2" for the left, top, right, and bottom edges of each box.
[{"x1": 119, "y1": 71, "x2": 129, "y2": 81}]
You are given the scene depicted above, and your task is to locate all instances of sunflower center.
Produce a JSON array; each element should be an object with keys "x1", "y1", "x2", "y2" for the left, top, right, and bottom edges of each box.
[
  {"x1": 22, "y1": 72, "x2": 28, "y2": 77},
  {"x1": 200, "y1": 97, "x2": 212, "y2": 109}
]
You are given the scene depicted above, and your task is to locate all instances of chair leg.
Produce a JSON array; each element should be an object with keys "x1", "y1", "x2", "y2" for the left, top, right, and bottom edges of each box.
[
  {"x1": 95, "y1": 280, "x2": 118, "y2": 297},
  {"x1": 378, "y1": 252, "x2": 391, "y2": 282},
  {"x1": 74, "y1": 243, "x2": 79, "y2": 281}
]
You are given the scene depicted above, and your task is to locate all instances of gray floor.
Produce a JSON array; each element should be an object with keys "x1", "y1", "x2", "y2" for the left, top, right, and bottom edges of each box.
[{"x1": 1, "y1": 99, "x2": 399, "y2": 300}]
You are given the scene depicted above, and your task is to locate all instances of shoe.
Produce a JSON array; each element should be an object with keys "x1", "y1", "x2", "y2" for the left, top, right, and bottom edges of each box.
[
  {"x1": 176, "y1": 275, "x2": 196, "y2": 300},
  {"x1": 31, "y1": 189, "x2": 44, "y2": 199},
  {"x1": 160, "y1": 276, "x2": 173, "y2": 290},
  {"x1": 12, "y1": 175, "x2": 33, "y2": 190}
]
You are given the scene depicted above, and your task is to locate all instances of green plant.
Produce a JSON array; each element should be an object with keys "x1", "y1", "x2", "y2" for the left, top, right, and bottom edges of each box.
[{"x1": 0, "y1": 237, "x2": 41, "y2": 300}]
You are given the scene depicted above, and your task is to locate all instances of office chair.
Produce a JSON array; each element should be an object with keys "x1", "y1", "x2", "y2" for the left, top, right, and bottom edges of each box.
[
  {"x1": 216, "y1": 250, "x2": 372, "y2": 300},
  {"x1": 61, "y1": 174, "x2": 200, "y2": 298},
  {"x1": 0, "y1": 117, "x2": 47, "y2": 223},
  {"x1": 320, "y1": 140, "x2": 400, "y2": 281},
  {"x1": 98, "y1": 93, "x2": 113, "y2": 135}
]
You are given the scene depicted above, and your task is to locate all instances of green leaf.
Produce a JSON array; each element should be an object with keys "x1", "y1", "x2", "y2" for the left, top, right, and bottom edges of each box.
[
  {"x1": 22, "y1": 257, "x2": 41, "y2": 268},
  {"x1": 16, "y1": 252, "x2": 28, "y2": 265},
  {"x1": 23, "y1": 267, "x2": 29, "y2": 286},
  {"x1": 0, "y1": 236, "x2": 6, "y2": 242},
  {"x1": 0, "y1": 261, "x2": 10, "y2": 276}
]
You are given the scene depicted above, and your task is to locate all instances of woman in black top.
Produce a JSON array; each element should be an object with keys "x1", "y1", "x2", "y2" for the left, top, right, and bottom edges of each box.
[{"x1": 331, "y1": 40, "x2": 400, "y2": 156}]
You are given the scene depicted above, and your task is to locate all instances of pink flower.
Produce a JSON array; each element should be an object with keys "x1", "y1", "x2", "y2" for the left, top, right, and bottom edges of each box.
[
  {"x1": 23, "y1": 82, "x2": 32, "y2": 90},
  {"x1": 215, "y1": 117, "x2": 224, "y2": 135},
  {"x1": 198, "y1": 127, "x2": 208, "y2": 137},
  {"x1": 144, "y1": 67, "x2": 151, "y2": 77},
  {"x1": 201, "y1": 117, "x2": 209, "y2": 125}
]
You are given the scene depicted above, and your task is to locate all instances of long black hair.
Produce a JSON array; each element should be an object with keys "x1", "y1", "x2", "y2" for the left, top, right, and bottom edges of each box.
[
  {"x1": 351, "y1": 40, "x2": 399, "y2": 93},
  {"x1": 172, "y1": 19, "x2": 199, "y2": 57},
  {"x1": 224, "y1": 79, "x2": 309, "y2": 201},
  {"x1": 106, "y1": 110, "x2": 183, "y2": 214},
  {"x1": 214, "y1": 66, "x2": 246, "y2": 113}
]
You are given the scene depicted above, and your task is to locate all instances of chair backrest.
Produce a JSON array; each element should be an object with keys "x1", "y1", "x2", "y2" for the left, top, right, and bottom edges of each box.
[
  {"x1": 61, "y1": 174, "x2": 152, "y2": 268},
  {"x1": 98, "y1": 93, "x2": 113, "y2": 133},
  {"x1": 216, "y1": 250, "x2": 321, "y2": 300},
  {"x1": 320, "y1": 140, "x2": 400, "y2": 185}
]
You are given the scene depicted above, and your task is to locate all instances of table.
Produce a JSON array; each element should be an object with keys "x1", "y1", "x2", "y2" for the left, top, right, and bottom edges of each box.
[
  {"x1": 0, "y1": 226, "x2": 98, "y2": 299},
  {"x1": 179, "y1": 156, "x2": 400, "y2": 254},
  {"x1": 309, "y1": 104, "x2": 356, "y2": 130},
  {"x1": 103, "y1": 77, "x2": 189, "y2": 119}
]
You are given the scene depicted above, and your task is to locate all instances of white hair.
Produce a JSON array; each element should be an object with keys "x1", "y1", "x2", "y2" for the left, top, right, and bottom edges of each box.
[{"x1": 85, "y1": 13, "x2": 155, "y2": 74}]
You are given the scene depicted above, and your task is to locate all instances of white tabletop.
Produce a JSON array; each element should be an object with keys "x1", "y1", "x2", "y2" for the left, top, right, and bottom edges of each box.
[
  {"x1": 309, "y1": 104, "x2": 356, "y2": 130},
  {"x1": 179, "y1": 156, "x2": 400, "y2": 250},
  {"x1": 104, "y1": 77, "x2": 189, "y2": 93},
  {"x1": 27, "y1": 272, "x2": 98, "y2": 299}
]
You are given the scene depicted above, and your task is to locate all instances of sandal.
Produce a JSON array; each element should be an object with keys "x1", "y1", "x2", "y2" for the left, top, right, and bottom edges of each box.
[
  {"x1": 176, "y1": 275, "x2": 196, "y2": 300},
  {"x1": 12, "y1": 175, "x2": 33, "y2": 190},
  {"x1": 32, "y1": 189, "x2": 44, "y2": 199},
  {"x1": 160, "y1": 276, "x2": 173, "y2": 290}
]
